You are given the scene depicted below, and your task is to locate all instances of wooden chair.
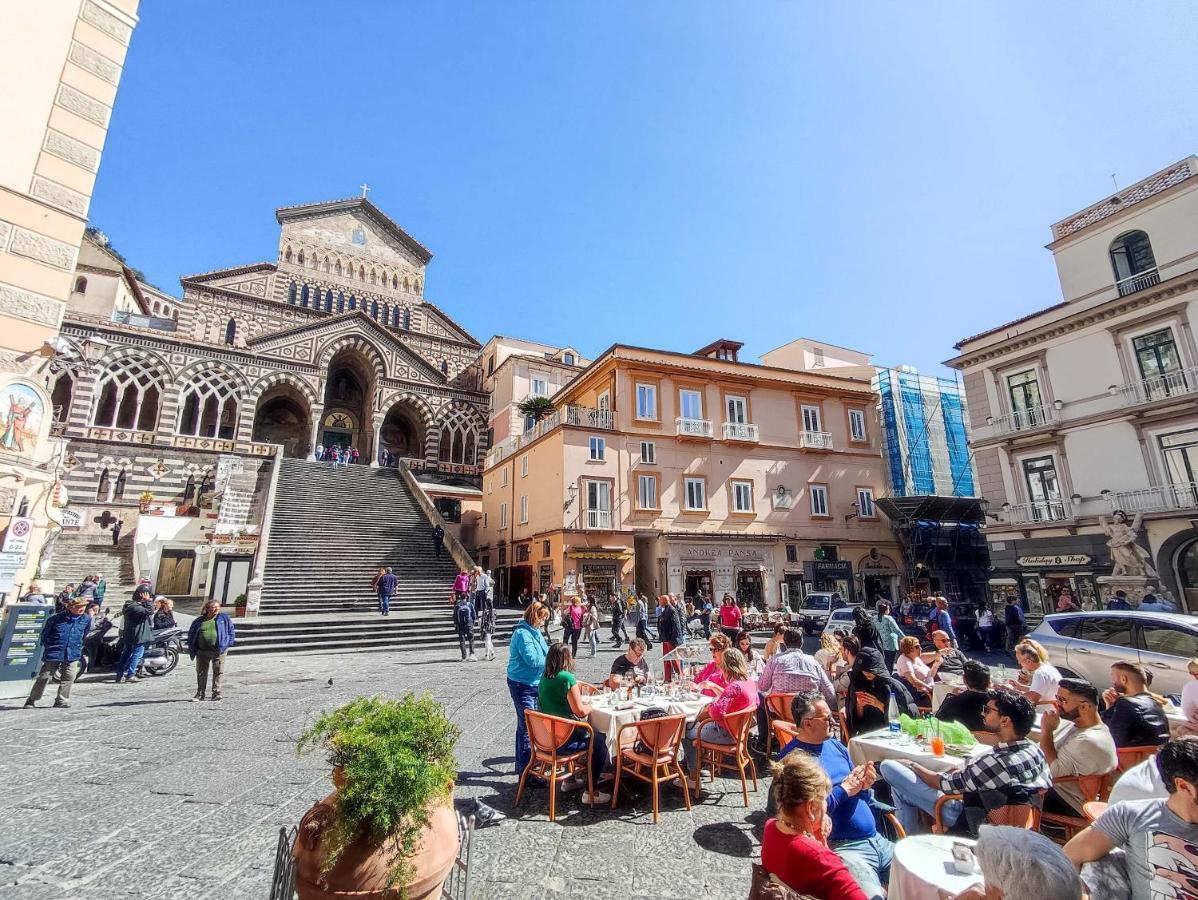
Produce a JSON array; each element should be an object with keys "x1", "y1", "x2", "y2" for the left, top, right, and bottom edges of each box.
[
  {"x1": 1082, "y1": 801, "x2": 1109, "y2": 821},
  {"x1": 1039, "y1": 770, "x2": 1116, "y2": 842},
  {"x1": 763, "y1": 692, "x2": 798, "y2": 755},
  {"x1": 838, "y1": 708, "x2": 851, "y2": 742},
  {"x1": 1116, "y1": 744, "x2": 1159, "y2": 772},
  {"x1": 693, "y1": 708, "x2": 758, "y2": 806},
  {"x1": 610, "y1": 713, "x2": 690, "y2": 823},
  {"x1": 932, "y1": 790, "x2": 1044, "y2": 834},
  {"x1": 771, "y1": 719, "x2": 799, "y2": 754},
  {"x1": 515, "y1": 710, "x2": 595, "y2": 822}
]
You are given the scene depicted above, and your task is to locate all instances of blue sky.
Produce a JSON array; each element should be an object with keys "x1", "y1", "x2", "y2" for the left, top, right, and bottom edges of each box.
[{"x1": 91, "y1": 1, "x2": 1198, "y2": 375}]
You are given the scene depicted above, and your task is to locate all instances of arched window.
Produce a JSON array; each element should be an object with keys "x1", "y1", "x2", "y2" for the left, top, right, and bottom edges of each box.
[
  {"x1": 95, "y1": 467, "x2": 109, "y2": 501},
  {"x1": 297, "y1": 250, "x2": 305, "y2": 266},
  {"x1": 288, "y1": 281, "x2": 297, "y2": 305},
  {"x1": 437, "y1": 409, "x2": 481, "y2": 465},
  {"x1": 371, "y1": 300, "x2": 379, "y2": 319},
  {"x1": 392, "y1": 274, "x2": 399, "y2": 289},
  {"x1": 402, "y1": 276, "x2": 410, "y2": 292},
  {"x1": 300, "y1": 284, "x2": 309, "y2": 307},
  {"x1": 183, "y1": 474, "x2": 195, "y2": 502},
  {"x1": 414, "y1": 279, "x2": 421, "y2": 294},
  {"x1": 284, "y1": 246, "x2": 293, "y2": 263},
  {"x1": 403, "y1": 308, "x2": 411, "y2": 330},
  {"x1": 337, "y1": 291, "x2": 345, "y2": 312},
  {"x1": 441, "y1": 360, "x2": 449, "y2": 375},
  {"x1": 358, "y1": 266, "x2": 366, "y2": 281},
  {"x1": 224, "y1": 318, "x2": 237, "y2": 345},
  {"x1": 369, "y1": 269, "x2": 377, "y2": 285},
  {"x1": 73, "y1": 276, "x2": 87, "y2": 295},
  {"x1": 324, "y1": 291, "x2": 333, "y2": 312},
  {"x1": 334, "y1": 259, "x2": 342, "y2": 276},
  {"x1": 50, "y1": 371, "x2": 74, "y2": 421},
  {"x1": 348, "y1": 296, "x2": 357, "y2": 311},
  {"x1": 114, "y1": 468, "x2": 126, "y2": 501},
  {"x1": 391, "y1": 306, "x2": 400, "y2": 327},
  {"x1": 177, "y1": 368, "x2": 240, "y2": 440},
  {"x1": 196, "y1": 472, "x2": 211, "y2": 507},
  {"x1": 93, "y1": 356, "x2": 163, "y2": 431},
  {"x1": 1110, "y1": 230, "x2": 1158, "y2": 295},
  {"x1": 320, "y1": 256, "x2": 329, "y2": 273}
]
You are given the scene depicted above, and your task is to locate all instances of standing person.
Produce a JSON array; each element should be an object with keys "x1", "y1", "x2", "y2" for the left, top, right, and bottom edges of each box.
[
  {"x1": 977, "y1": 605, "x2": 996, "y2": 651},
  {"x1": 151, "y1": 596, "x2": 176, "y2": 630},
  {"x1": 508, "y1": 604, "x2": 550, "y2": 775},
  {"x1": 453, "y1": 569, "x2": 471, "y2": 604},
  {"x1": 472, "y1": 566, "x2": 489, "y2": 616},
  {"x1": 561, "y1": 594, "x2": 583, "y2": 656},
  {"x1": 718, "y1": 593, "x2": 742, "y2": 640},
  {"x1": 111, "y1": 518, "x2": 123, "y2": 547},
  {"x1": 315, "y1": 443, "x2": 323, "y2": 462},
  {"x1": 92, "y1": 573, "x2": 107, "y2": 606},
  {"x1": 852, "y1": 606, "x2": 881, "y2": 652},
  {"x1": 1004, "y1": 595, "x2": 1026, "y2": 655},
  {"x1": 54, "y1": 583, "x2": 75, "y2": 612},
  {"x1": 657, "y1": 594, "x2": 685, "y2": 682},
  {"x1": 74, "y1": 575, "x2": 97, "y2": 601},
  {"x1": 24, "y1": 597, "x2": 91, "y2": 708},
  {"x1": 634, "y1": 593, "x2": 655, "y2": 647},
  {"x1": 432, "y1": 524, "x2": 445, "y2": 558},
  {"x1": 581, "y1": 598, "x2": 600, "y2": 658},
  {"x1": 927, "y1": 596, "x2": 957, "y2": 647},
  {"x1": 874, "y1": 601, "x2": 903, "y2": 672},
  {"x1": 376, "y1": 566, "x2": 397, "y2": 616},
  {"x1": 479, "y1": 581, "x2": 496, "y2": 661},
  {"x1": 610, "y1": 595, "x2": 629, "y2": 647},
  {"x1": 485, "y1": 569, "x2": 495, "y2": 610},
  {"x1": 187, "y1": 599, "x2": 236, "y2": 701},
  {"x1": 454, "y1": 592, "x2": 477, "y2": 661},
  {"x1": 115, "y1": 586, "x2": 154, "y2": 684}
]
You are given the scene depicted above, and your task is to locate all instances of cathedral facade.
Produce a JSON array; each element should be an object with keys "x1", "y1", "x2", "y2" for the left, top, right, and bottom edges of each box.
[{"x1": 53, "y1": 198, "x2": 489, "y2": 535}]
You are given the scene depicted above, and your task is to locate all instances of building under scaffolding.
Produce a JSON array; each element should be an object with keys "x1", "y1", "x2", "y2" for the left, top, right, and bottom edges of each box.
[{"x1": 873, "y1": 367, "x2": 990, "y2": 603}]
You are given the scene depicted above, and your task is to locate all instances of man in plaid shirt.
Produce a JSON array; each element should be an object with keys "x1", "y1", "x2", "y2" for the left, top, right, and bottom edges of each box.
[{"x1": 879, "y1": 690, "x2": 1051, "y2": 835}]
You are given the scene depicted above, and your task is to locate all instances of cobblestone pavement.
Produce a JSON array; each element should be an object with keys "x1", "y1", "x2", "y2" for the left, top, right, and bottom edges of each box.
[{"x1": 0, "y1": 632, "x2": 771, "y2": 900}]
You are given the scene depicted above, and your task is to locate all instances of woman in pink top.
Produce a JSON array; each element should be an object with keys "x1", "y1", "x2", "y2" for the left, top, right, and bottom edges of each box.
[
  {"x1": 694, "y1": 633, "x2": 731, "y2": 696},
  {"x1": 683, "y1": 647, "x2": 758, "y2": 790},
  {"x1": 718, "y1": 593, "x2": 742, "y2": 639}
]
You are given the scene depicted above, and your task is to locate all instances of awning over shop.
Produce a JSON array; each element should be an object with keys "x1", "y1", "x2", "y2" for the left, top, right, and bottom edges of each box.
[
  {"x1": 877, "y1": 495, "x2": 985, "y2": 525},
  {"x1": 566, "y1": 549, "x2": 633, "y2": 560}
]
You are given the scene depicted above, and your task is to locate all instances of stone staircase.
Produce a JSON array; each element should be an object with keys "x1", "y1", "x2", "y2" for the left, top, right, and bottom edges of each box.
[
  {"x1": 233, "y1": 459, "x2": 517, "y2": 655},
  {"x1": 40, "y1": 532, "x2": 137, "y2": 598}
]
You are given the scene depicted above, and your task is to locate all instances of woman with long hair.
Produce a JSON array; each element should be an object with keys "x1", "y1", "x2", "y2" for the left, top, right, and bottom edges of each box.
[
  {"x1": 537, "y1": 642, "x2": 611, "y2": 805},
  {"x1": 852, "y1": 606, "x2": 881, "y2": 652},
  {"x1": 734, "y1": 629, "x2": 765, "y2": 679},
  {"x1": 694, "y1": 633, "x2": 732, "y2": 696},
  {"x1": 581, "y1": 599, "x2": 600, "y2": 658},
  {"x1": 683, "y1": 647, "x2": 759, "y2": 789},
  {"x1": 814, "y1": 630, "x2": 843, "y2": 679},
  {"x1": 761, "y1": 751, "x2": 867, "y2": 899}
]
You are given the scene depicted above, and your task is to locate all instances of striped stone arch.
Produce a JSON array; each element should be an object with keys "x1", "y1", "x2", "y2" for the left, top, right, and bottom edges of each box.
[
  {"x1": 77, "y1": 346, "x2": 173, "y2": 433},
  {"x1": 246, "y1": 372, "x2": 319, "y2": 408},
  {"x1": 165, "y1": 360, "x2": 248, "y2": 442},
  {"x1": 315, "y1": 334, "x2": 387, "y2": 380},
  {"x1": 379, "y1": 391, "x2": 435, "y2": 431},
  {"x1": 432, "y1": 402, "x2": 488, "y2": 466}
]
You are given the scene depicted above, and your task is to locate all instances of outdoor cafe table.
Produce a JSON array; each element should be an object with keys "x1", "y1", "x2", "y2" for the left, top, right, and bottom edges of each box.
[
  {"x1": 848, "y1": 727, "x2": 989, "y2": 772},
  {"x1": 587, "y1": 692, "x2": 712, "y2": 758},
  {"x1": 888, "y1": 834, "x2": 982, "y2": 900}
]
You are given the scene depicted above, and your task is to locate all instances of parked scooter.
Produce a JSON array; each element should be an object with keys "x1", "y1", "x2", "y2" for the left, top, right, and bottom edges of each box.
[{"x1": 80, "y1": 610, "x2": 182, "y2": 677}]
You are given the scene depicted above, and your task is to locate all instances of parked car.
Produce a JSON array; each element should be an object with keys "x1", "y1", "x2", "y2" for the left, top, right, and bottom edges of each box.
[
  {"x1": 897, "y1": 601, "x2": 932, "y2": 639},
  {"x1": 822, "y1": 606, "x2": 863, "y2": 636},
  {"x1": 798, "y1": 592, "x2": 853, "y2": 635},
  {"x1": 1027, "y1": 610, "x2": 1198, "y2": 698}
]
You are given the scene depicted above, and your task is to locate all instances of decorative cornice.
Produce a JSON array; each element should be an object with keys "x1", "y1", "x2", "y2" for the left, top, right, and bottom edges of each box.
[{"x1": 180, "y1": 262, "x2": 277, "y2": 283}]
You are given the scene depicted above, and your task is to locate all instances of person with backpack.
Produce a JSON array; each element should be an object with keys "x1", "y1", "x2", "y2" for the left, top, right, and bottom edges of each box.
[{"x1": 454, "y1": 594, "x2": 477, "y2": 661}]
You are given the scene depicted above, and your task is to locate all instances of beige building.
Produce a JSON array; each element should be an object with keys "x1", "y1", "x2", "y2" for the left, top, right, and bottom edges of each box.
[
  {"x1": 947, "y1": 156, "x2": 1198, "y2": 614},
  {"x1": 478, "y1": 335, "x2": 587, "y2": 447},
  {"x1": 478, "y1": 339, "x2": 901, "y2": 608},
  {"x1": 0, "y1": 0, "x2": 139, "y2": 597}
]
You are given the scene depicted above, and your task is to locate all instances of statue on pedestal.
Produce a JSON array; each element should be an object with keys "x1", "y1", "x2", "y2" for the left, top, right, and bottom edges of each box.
[{"x1": 1099, "y1": 510, "x2": 1157, "y2": 578}]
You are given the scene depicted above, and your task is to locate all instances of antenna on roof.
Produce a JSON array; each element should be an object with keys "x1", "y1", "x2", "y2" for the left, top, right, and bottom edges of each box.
[{"x1": 1111, "y1": 173, "x2": 1119, "y2": 191}]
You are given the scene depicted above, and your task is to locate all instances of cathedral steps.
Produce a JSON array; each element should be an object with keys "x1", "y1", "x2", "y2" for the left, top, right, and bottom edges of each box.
[
  {"x1": 39, "y1": 533, "x2": 138, "y2": 598},
  {"x1": 248, "y1": 458, "x2": 507, "y2": 654}
]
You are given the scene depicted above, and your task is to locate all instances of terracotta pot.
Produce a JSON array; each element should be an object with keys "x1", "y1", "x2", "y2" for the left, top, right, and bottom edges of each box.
[{"x1": 293, "y1": 789, "x2": 459, "y2": 900}]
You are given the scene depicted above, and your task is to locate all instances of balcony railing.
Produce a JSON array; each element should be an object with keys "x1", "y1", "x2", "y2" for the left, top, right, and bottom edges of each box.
[
  {"x1": 675, "y1": 417, "x2": 714, "y2": 438},
  {"x1": 485, "y1": 404, "x2": 614, "y2": 468},
  {"x1": 1116, "y1": 365, "x2": 1198, "y2": 407},
  {"x1": 722, "y1": 422, "x2": 759, "y2": 442},
  {"x1": 1106, "y1": 482, "x2": 1198, "y2": 514},
  {"x1": 990, "y1": 405, "x2": 1056, "y2": 435},
  {"x1": 585, "y1": 509, "x2": 612, "y2": 529},
  {"x1": 1116, "y1": 268, "x2": 1161, "y2": 297},
  {"x1": 1006, "y1": 499, "x2": 1074, "y2": 524},
  {"x1": 799, "y1": 430, "x2": 833, "y2": 450}
]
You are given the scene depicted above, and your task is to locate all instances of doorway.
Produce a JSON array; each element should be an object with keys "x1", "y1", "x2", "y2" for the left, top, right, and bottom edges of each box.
[
  {"x1": 685, "y1": 570, "x2": 713, "y2": 603},
  {"x1": 736, "y1": 569, "x2": 764, "y2": 606},
  {"x1": 157, "y1": 549, "x2": 196, "y2": 596},
  {"x1": 210, "y1": 555, "x2": 252, "y2": 606}
]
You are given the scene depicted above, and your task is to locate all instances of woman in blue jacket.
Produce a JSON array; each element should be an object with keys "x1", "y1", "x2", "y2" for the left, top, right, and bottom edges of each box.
[{"x1": 507, "y1": 603, "x2": 550, "y2": 774}]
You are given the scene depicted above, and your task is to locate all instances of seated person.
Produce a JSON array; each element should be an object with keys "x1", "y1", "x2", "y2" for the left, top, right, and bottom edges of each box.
[
  {"x1": 761, "y1": 750, "x2": 868, "y2": 900},
  {"x1": 1038, "y1": 678, "x2": 1118, "y2": 816},
  {"x1": 895, "y1": 636, "x2": 934, "y2": 705},
  {"x1": 605, "y1": 638, "x2": 650, "y2": 688},
  {"x1": 845, "y1": 644, "x2": 892, "y2": 737},
  {"x1": 683, "y1": 648, "x2": 758, "y2": 791},
  {"x1": 945, "y1": 824, "x2": 1083, "y2": 900},
  {"x1": 930, "y1": 629, "x2": 967, "y2": 679},
  {"x1": 763, "y1": 622, "x2": 787, "y2": 660},
  {"x1": 1006, "y1": 639, "x2": 1061, "y2": 712},
  {"x1": 775, "y1": 691, "x2": 893, "y2": 899},
  {"x1": 537, "y1": 642, "x2": 611, "y2": 804},
  {"x1": 935, "y1": 659, "x2": 991, "y2": 732},
  {"x1": 1101, "y1": 661, "x2": 1170, "y2": 748},
  {"x1": 1064, "y1": 737, "x2": 1198, "y2": 900},
  {"x1": 880, "y1": 690, "x2": 1051, "y2": 836},
  {"x1": 693, "y1": 633, "x2": 732, "y2": 696}
]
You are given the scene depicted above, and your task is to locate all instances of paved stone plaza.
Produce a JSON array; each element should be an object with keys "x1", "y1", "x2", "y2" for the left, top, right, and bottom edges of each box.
[{"x1": 0, "y1": 636, "x2": 770, "y2": 899}]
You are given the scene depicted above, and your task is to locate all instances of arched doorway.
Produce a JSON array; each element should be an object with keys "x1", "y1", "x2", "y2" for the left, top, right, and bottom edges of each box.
[
  {"x1": 251, "y1": 383, "x2": 311, "y2": 458},
  {"x1": 1178, "y1": 538, "x2": 1198, "y2": 614},
  {"x1": 321, "y1": 349, "x2": 376, "y2": 458},
  {"x1": 380, "y1": 402, "x2": 426, "y2": 462}
]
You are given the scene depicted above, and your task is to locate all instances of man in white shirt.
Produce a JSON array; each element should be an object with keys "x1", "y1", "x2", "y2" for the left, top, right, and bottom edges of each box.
[{"x1": 1040, "y1": 678, "x2": 1118, "y2": 815}]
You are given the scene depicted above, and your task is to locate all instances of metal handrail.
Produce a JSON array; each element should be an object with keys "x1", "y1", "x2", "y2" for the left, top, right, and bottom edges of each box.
[
  {"x1": 675, "y1": 416, "x2": 714, "y2": 438},
  {"x1": 1005, "y1": 499, "x2": 1073, "y2": 524},
  {"x1": 1116, "y1": 364, "x2": 1198, "y2": 407},
  {"x1": 1116, "y1": 267, "x2": 1161, "y2": 297},
  {"x1": 990, "y1": 405, "x2": 1056, "y2": 435},
  {"x1": 1106, "y1": 482, "x2": 1198, "y2": 513},
  {"x1": 799, "y1": 430, "x2": 833, "y2": 450}
]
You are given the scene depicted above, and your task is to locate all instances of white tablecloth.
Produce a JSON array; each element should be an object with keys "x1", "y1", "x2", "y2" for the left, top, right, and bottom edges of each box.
[
  {"x1": 848, "y1": 728, "x2": 987, "y2": 773},
  {"x1": 587, "y1": 694, "x2": 710, "y2": 757},
  {"x1": 889, "y1": 834, "x2": 982, "y2": 900}
]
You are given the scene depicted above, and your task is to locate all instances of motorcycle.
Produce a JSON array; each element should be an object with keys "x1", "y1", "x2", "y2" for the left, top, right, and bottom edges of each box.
[{"x1": 80, "y1": 611, "x2": 182, "y2": 677}]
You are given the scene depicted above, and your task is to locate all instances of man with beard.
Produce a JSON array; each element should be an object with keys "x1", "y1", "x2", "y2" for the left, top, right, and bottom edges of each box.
[
  {"x1": 1039, "y1": 678, "x2": 1118, "y2": 815},
  {"x1": 1102, "y1": 662, "x2": 1170, "y2": 749}
]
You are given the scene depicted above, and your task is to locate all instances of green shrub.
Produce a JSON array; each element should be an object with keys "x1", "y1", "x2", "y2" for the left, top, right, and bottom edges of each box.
[{"x1": 297, "y1": 694, "x2": 460, "y2": 892}]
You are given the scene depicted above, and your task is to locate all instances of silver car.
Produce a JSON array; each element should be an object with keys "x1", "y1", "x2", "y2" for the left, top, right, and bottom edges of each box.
[{"x1": 1027, "y1": 610, "x2": 1198, "y2": 698}]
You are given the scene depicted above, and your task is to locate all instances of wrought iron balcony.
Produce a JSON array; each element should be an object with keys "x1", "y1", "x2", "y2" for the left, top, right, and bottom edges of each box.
[
  {"x1": 1005, "y1": 499, "x2": 1074, "y2": 524},
  {"x1": 1116, "y1": 268, "x2": 1160, "y2": 297},
  {"x1": 585, "y1": 509, "x2": 612, "y2": 529},
  {"x1": 1105, "y1": 482, "x2": 1198, "y2": 514},
  {"x1": 675, "y1": 417, "x2": 714, "y2": 439},
  {"x1": 485, "y1": 405, "x2": 614, "y2": 468},
  {"x1": 799, "y1": 430, "x2": 833, "y2": 450},
  {"x1": 721, "y1": 422, "x2": 759, "y2": 442},
  {"x1": 1115, "y1": 365, "x2": 1198, "y2": 407},
  {"x1": 989, "y1": 405, "x2": 1056, "y2": 435}
]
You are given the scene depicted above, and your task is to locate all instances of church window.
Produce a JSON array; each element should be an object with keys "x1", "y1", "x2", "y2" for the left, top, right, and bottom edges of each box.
[
  {"x1": 414, "y1": 279, "x2": 421, "y2": 294},
  {"x1": 288, "y1": 281, "x2": 297, "y2": 305},
  {"x1": 92, "y1": 355, "x2": 163, "y2": 431},
  {"x1": 73, "y1": 276, "x2": 87, "y2": 295},
  {"x1": 369, "y1": 269, "x2": 376, "y2": 285},
  {"x1": 437, "y1": 409, "x2": 480, "y2": 465},
  {"x1": 441, "y1": 360, "x2": 449, "y2": 375},
  {"x1": 371, "y1": 300, "x2": 379, "y2": 320},
  {"x1": 297, "y1": 250, "x2": 305, "y2": 266},
  {"x1": 403, "y1": 308, "x2": 411, "y2": 330},
  {"x1": 284, "y1": 246, "x2": 292, "y2": 263},
  {"x1": 177, "y1": 368, "x2": 240, "y2": 440},
  {"x1": 320, "y1": 256, "x2": 329, "y2": 273},
  {"x1": 183, "y1": 475, "x2": 195, "y2": 502},
  {"x1": 334, "y1": 259, "x2": 342, "y2": 276},
  {"x1": 324, "y1": 291, "x2": 333, "y2": 312},
  {"x1": 50, "y1": 371, "x2": 74, "y2": 420},
  {"x1": 337, "y1": 292, "x2": 345, "y2": 312},
  {"x1": 348, "y1": 296, "x2": 357, "y2": 311},
  {"x1": 300, "y1": 284, "x2": 309, "y2": 307},
  {"x1": 402, "y1": 277, "x2": 410, "y2": 292},
  {"x1": 358, "y1": 266, "x2": 365, "y2": 281},
  {"x1": 95, "y1": 467, "x2": 109, "y2": 501},
  {"x1": 392, "y1": 274, "x2": 398, "y2": 289},
  {"x1": 113, "y1": 469, "x2": 126, "y2": 501},
  {"x1": 225, "y1": 318, "x2": 237, "y2": 345}
]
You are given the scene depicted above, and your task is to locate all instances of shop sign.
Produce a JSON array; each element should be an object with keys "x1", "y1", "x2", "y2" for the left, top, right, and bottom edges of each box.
[
  {"x1": 677, "y1": 546, "x2": 766, "y2": 560},
  {"x1": 60, "y1": 508, "x2": 82, "y2": 529},
  {"x1": 580, "y1": 562, "x2": 617, "y2": 576},
  {"x1": 1, "y1": 518, "x2": 34, "y2": 554},
  {"x1": 1017, "y1": 554, "x2": 1091, "y2": 567}
]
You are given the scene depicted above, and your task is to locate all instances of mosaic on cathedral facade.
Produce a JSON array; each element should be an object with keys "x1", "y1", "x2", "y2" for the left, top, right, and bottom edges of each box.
[{"x1": 52, "y1": 198, "x2": 489, "y2": 511}]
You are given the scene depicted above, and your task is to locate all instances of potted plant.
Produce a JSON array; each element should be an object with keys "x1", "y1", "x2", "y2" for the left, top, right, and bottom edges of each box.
[
  {"x1": 138, "y1": 490, "x2": 154, "y2": 512},
  {"x1": 294, "y1": 695, "x2": 461, "y2": 900},
  {"x1": 233, "y1": 593, "x2": 247, "y2": 617}
]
